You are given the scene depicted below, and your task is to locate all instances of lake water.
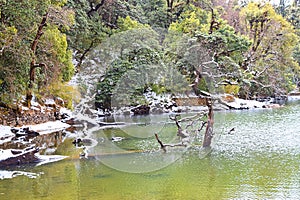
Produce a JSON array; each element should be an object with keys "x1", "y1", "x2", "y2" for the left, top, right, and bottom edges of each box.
[{"x1": 0, "y1": 103, "x2": 299, "y2": 199}]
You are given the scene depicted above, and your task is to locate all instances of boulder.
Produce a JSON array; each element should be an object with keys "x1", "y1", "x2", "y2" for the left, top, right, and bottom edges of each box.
[{"x1": 131, "y1": 105, "x2": 150, "y2": 115}]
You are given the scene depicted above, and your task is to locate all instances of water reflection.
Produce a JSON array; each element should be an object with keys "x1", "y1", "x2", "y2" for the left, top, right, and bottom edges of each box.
[{"x1": 0, "y1": 104, "x2": 299, "y2": 199}]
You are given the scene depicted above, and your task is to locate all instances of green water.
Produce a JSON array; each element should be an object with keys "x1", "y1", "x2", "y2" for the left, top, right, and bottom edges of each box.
[{"x1": 0, "y1": 103, "x2": 300, "y2": 199}]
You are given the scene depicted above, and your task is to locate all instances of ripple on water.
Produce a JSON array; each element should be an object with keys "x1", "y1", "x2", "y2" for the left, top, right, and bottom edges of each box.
[{"x1": 213, "y1": 104, "x2": 300, "y2": 158}]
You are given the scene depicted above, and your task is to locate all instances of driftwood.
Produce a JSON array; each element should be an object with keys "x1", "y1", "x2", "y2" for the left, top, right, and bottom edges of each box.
[
  {"x1": 198, "y1": 121, "x2": 207, "y2": 132},
  {"x1": 155, "y1": 133, "x2": 166, "y2": 152},
  {"x1": 169, "y1": 115, "x2": 189, "y2": 139},
  {"x1": 98, "y1": 121, "x2": 126, "y2": 126}
]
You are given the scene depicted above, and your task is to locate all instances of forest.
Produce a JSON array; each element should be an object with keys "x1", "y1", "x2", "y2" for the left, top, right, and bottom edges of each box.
[
  {"x1": 1, "y1": 1, "x2": 300, "y2": 199},
  {"x1": 0, "y1": 0, "x2": 299, "y2": 111}
]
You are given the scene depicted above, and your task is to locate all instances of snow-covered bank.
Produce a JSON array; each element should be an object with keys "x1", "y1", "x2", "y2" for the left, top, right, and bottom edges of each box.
[
  {"x1": 0, "y1": 126, "x2": 15, "y2": 145},
  {"x1": 0, "y1": 95, "x2": 76, "y2": 169},
  {"x1": 22, "y1": 121, "x2": 71, "y2": 135},
  {"x1": 0, "y1": 95, "x2": 74, "y2": 127},
  {"x1": 222, "y1": 96, "x2": 267, "y2": 109},
  {"x1": 287, "y1": 90, "x2": 300, "y2": 101},
  {"x1": 97, "y1": 93, "x2": 284, "y2": 117},
  {"x1": 287, "y1": 95, "x2": 300, "y2": 101},
  {"x1": 0, "y1": 120, "x2": 70, "y2": 144},
  {"x1": 0, "y1": 147, "x2": 37, "y2": 162},
  {"x1": 0, "y1": 120, "x2": 71, "y2": 168}
]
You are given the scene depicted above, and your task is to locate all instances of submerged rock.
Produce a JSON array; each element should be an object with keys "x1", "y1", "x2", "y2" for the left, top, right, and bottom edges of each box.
[{"x1": 72, "y1": 138, "x2": 98, "y2": 147}]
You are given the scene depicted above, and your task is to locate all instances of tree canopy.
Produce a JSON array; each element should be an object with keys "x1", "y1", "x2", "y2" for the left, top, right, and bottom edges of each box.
[
  {"x1": 0, "y1": 0, "x2": 75, "y2": 106},
  {"x1": 0, "y1": 0, "x2": 299, "y2": 109}
]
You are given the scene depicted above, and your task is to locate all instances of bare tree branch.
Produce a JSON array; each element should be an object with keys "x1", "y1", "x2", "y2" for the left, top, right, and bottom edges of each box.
[{"x1": 154, "y1": 133, "x2": 188, "y2": 153}]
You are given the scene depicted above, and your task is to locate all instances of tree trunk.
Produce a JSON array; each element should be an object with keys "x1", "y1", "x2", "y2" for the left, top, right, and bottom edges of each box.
[
  {"x1": 202, "y1": 98, "x2": 214, "y2": 148},
  {"x1": 76, "y1": 41, "x2": 94, "y2": 69},
  {"x1": 26, "y1": 13, "x2": 48, "y2": 107}
]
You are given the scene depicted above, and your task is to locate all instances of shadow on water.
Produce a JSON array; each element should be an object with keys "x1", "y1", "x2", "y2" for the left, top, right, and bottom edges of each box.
[{"x1": 0, "y1": 103, "x2": 300, "y2": 199}]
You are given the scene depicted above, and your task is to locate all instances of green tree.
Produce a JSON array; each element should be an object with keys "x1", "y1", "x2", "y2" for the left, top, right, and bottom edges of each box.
[
  {"x1": 278, "y1": 1, "x2": 300, "y2": 88},
  {"x1": 94, "y1": 27, "x2": 162, "y2": 111},
  {"x1": 166, "y1": 5, "x2": 250, "y2": 94},
  {"x1": 117, "y1": 16, "x2": 150, "y2": 31},
  {"x1": 66, "y1": 0, "x2": 145, "y2": 70},
  {"x1": 0, "y1": 0, "x2": 75, "y2": 106},
  {"x1": 137, "y1": 0, "x2": 169, "y2": 29},
  {"x1": 240, "y1": 2, "x2": 299, "y2": 97},
  {"x1": 66, "y1": 0, "x2": 109, "y2": 69}
]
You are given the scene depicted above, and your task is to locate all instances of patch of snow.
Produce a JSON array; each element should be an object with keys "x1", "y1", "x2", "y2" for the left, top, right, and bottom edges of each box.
[
  {"x1": 44, "y1": 148, "x2": 57, "y2": 154},
  {"x1": 287, "y1": 95, "x2": 300, "y2": 101},
  {"x1": 0, "y1": 125, "x2": 14, "y2": 137},
  {"x1": 0, "y1": 137, "x2": 14, "y2": 145},
  {"x1": 40, "y1": 107, "x2": 45, "y2": 113},
  {"x1": 30, "y1": 106, "x2": 40, "y2": 111},
  {"x1": 0, "y1": 149, "x2": 14, "y2": 161},
  {"x1": 0, "y1": 126, "x2": 15, "y2": 145},
  {"x1": 144, "y1": 91, "x2": 172, "y2": 104},
  {"x1": 30, "y1": 96, "x2": 40, "y2": 107},
  {"x1": 0, "y1": 170, "x2": 41, "y2": 180},
  {"x1": 35, "y1": 154, "x2": 68, "y2": 166},
  {"x1": 64, "y1": 131, "x2": 79, "y2": 138},
  {"x1": 23, "y1": 121, "x2": 70, "y2": 135},
  {"x1": 21, "y1": 106, "x2": 29, "y2": 111},
  {"x1": 226, "y1": 97, "x2": 266, "y2": 109},
  {"x1": 0, "y1": 146, "x2": 37, "y2": 162},
  {"x1": 45, "y1": 99, "x2": 55, "y2": 105},
  {"x1": 60, "y1": 107, "x2": 73, "y2": 117},
  {"x1": 111, "y1": 137, "x2": 124, "y2": 142}
]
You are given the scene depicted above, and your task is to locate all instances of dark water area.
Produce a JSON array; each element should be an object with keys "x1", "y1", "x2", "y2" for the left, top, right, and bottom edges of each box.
[{"x1": 0, "y1": 103, "x2": 299, "y2": 199}]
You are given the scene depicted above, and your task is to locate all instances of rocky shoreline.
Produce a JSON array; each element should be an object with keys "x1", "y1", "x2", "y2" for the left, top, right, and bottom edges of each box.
[
  {"x1": 99, "y1": 93, "x2": 289, "y2": 117},
  {"x1": 0, "y1": 92, "x2": 299, "y2": 169},
  {"x1": 0, "y1": 97, "x2": 69, "y2": 127},
  {"x1": 0, "y1": 120, "x2": 71, "y2": 168},
  {"x1": 0, "y1": 97, "x2": 74, "y2": 168}
]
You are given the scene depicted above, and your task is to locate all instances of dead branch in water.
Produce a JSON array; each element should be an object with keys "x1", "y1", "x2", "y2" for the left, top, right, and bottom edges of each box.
[
  {"x1": 227, "y1": 127, "x2": 235, "y2": 135},
  {"x1": 154, "y1": 133, "x2": 188, "y2": 153},
  {"x1": 154, "y1": 111, "x2": 209, "y2": 152},
  {"x1": 155, "y1": 133, "x2": 166, "y2": 152},
  {"x1": 169, "y1": 112, "x2": 207, "y2": 140}
]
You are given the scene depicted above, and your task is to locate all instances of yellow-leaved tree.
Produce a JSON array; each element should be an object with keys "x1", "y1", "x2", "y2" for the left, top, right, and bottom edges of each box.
[{"x1": 239, "y1": 2, "x2": 299, "y2": 97}]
